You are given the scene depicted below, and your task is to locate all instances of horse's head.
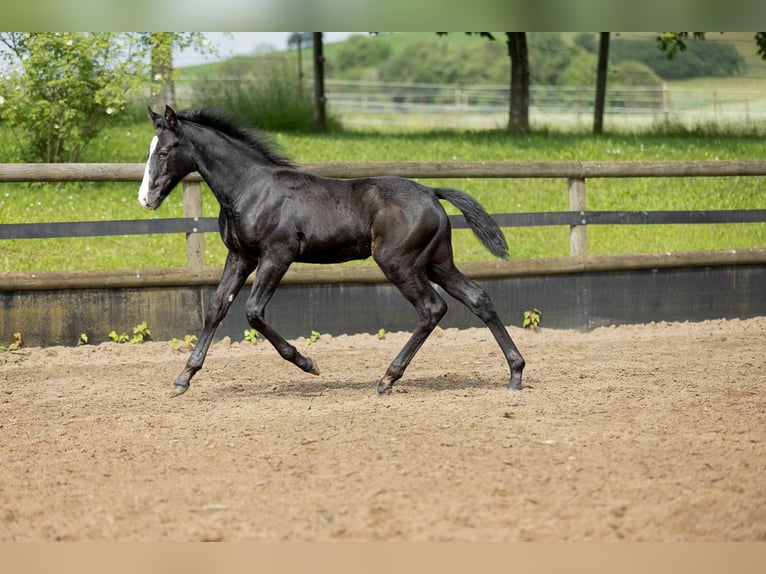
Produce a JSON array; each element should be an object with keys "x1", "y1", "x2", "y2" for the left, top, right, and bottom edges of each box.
[{"x1": 138, "y1": 105, "x2": 196, "y2": 210}]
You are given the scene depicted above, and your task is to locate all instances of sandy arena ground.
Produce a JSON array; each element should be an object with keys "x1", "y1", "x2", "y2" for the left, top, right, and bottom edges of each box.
[{"x1": 0, "y1": 317, "x2": 764, "y2": 541}]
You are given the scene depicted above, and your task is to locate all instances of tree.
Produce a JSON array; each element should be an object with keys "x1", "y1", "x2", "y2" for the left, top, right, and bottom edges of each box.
[
  {"x1": 757, "y1": 33, "x2": 766, "y2": 58},
  {"x1": 527, "y1": 33, "x2": 571, "y2": 84},
  {"x1": 142, "y1": 33, "x2": 214, "y2": 109},
  {"x1": 287, "y1": 32, "x2": 313, "y2": 51},
  {"x1": 506, "y1": 33, "x2": 529, "y2": 134},
  {"x1": 287, "y1": 33, "x2": 313, "y2": 95},
  {"x1": 147, "y1": 33, "x2": 176, "y2": 108},
  {"x1": 312, "y1": 32, "x2": 326, "y2": 131},
  {"x1": 333, "y1": 34, "x2": 392, "y2": 75},
  {"x1": 656, "y1": 32, "x2": 708, "y2": 59},
  {"x1": 657, "y1": 32, "x2": 766, "y2": 61},
  {"x1": 590, "y1": 32, "x2": 763, "y2": 134},
  {"x1": 593, "y1": 32, "x2": 610, "y2": 134},
  {"x1": 436, "y1": 32, "x2": 530, "y2": 134},
  {"x1": 0, "y1": 32, "x2": 213, "y2": 162},
  {"x1": 0, "y1": 32, "x2": 147, "y2": 162}
]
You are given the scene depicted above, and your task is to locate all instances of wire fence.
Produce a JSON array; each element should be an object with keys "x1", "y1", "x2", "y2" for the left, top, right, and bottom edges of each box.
[
  {"x1": 322, "y1": 79, "x2": 766, "y2": 131},
  {"x1": 175, "y1": 76, "x2": 766, "y2": 131}
]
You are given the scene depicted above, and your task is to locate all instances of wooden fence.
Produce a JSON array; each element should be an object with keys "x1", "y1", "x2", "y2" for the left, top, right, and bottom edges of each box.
[{"x1": 2, "y1": 160, "x2": 766, "y2": 268}]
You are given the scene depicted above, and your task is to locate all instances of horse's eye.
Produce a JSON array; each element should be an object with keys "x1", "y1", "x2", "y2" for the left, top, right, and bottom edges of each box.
[{"x1": 157, "y1": 150, "x2": 169, "y2": 160}]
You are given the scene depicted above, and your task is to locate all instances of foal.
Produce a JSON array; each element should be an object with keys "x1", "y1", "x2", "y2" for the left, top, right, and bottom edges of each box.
[{"x1": 138, "y1": 106, "x2": 525, "y2": 396}]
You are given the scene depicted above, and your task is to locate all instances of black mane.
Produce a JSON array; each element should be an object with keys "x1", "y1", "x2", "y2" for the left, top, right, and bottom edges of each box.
[{"x1": 177, "y1": 108, "x2": 295, "y2": 168}]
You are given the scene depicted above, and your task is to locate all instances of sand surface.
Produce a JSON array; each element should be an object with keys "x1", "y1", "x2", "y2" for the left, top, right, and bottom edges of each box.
[{"x1": 1, "y1": 317, "x2": 764, "y2": 541}]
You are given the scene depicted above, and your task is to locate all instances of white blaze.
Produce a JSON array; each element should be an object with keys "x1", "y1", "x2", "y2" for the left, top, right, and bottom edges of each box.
[{"x1": 138, "y1": 135, "x2": 159, "y2": 207}]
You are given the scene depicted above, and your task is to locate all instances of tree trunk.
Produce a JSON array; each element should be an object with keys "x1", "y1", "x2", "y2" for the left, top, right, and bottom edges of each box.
[
  {"x1": 296, "y1": 33, "x2": 304, "y2": 98},
  {"x1": 312, "y1": 32, "x2": 326, "y2": 131},
  {"x1": 506, "y1": 33, "x2": 529, "y2": 134},
  {"x1": 593, "y1": 32, "x2": 610, "y2": 134},
  {"x1": 150, "y1": 32, "x2": 175, "y2": 109}
]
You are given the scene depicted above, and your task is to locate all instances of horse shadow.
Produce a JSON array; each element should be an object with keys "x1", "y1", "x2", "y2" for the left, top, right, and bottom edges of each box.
[{"x1": 207, "y1": 374, "x2": 503, "y2": 399}]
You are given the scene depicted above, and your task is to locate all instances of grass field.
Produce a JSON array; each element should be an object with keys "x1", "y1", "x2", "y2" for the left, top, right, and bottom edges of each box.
[{"x1": 1, "y1": 124, "x2": 765, "y2": 272}]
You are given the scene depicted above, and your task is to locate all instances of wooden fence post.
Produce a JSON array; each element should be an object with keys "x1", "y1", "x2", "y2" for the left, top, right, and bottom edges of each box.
[
  {"x1": 568, "y1": 177, "x2": 587, "y2": 257},
  {"x1": 182, "y1": 181, "x2": 205, "y2": 267}
]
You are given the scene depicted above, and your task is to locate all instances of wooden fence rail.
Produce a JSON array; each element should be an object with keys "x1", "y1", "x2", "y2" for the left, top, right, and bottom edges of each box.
[{"x1": 2, "y1": 161, "x2": 766, "y2": 266}]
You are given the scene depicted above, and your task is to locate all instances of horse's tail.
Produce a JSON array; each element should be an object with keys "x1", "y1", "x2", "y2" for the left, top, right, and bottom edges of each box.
[{"x1": 434, "y1": 187, "x2": 509, "y2": 259}]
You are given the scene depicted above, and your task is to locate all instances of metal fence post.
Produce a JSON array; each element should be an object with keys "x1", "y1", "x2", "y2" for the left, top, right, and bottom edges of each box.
[
  {"x1": 182, "y1": 181, "x2": 205, "y2": 267},
  {"x1": 568, "y1": 177, "x2": 587, "y2": 257}
]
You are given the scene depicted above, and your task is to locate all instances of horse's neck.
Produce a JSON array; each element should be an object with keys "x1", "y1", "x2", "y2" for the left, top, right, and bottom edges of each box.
[{"x1": 191, "y1": 130, "x2": 269, "y2": 206}]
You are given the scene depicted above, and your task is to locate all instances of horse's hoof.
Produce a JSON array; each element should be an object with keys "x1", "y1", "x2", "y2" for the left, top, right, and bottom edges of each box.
[
  {"x1": 170, "y1": 384, "x2": 189, "y2": 398},
  {"x1": 508, "y1": 372, "x2": 523, "y2": 391},
  {"x1": 376, "y1": 381, "x2": 393, "y2": 395},
  {"x1": 304, "y1": 358, "x2": 320, "y2": 376}
]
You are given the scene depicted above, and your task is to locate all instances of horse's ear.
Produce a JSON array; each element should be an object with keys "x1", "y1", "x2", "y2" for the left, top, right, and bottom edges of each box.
[
  {"x1": 164, "y1": 105, "x2": 181, "y2": 132},
  {"x1": 148, "y1": 107, "x2": 162, "y2": 126}
]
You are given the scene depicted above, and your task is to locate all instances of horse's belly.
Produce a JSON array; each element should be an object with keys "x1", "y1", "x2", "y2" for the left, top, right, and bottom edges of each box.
[{"x1": 296, "y1": 239, "x2": 372, "y2": 264}]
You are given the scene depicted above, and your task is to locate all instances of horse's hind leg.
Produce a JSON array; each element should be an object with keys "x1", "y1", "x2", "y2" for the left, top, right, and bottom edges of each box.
[
  {"x1": 376, "y1": 269, "x2": 448, "y2": 394},
  {"x1": 429, "y1": 262, "x2": 525, "y2": 389}
]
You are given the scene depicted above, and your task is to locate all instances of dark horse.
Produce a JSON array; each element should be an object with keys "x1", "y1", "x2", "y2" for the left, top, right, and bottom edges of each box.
[{"x1": 139, "y1": 106, "x2": 525, "y2": 397}]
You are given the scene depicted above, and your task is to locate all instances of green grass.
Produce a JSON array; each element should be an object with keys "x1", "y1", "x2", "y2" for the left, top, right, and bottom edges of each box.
[{"x1": 1, "y1": 125, "x2": 765, "y2": 272}]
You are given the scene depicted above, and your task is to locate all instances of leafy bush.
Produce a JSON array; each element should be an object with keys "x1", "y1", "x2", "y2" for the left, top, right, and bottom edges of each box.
[
  {"x1": 0, "y1": 33, "x2": 147, "y2": 162},
  {"x1": 378, "y1": 39, "x2": 508, "y2": 86},
  {"x1": 332, "y1": 34, "x2": 392, "y2": 74},
  {"x1": 528, "y1": 33, "x2": 575, "y2": 85},
  {"x1": 579, "y1": 34, "x2": 745, "y2": 80}
]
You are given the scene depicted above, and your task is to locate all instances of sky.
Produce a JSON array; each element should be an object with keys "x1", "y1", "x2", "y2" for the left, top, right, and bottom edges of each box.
[{"x1": 174, "y1": 32, "x2": 355, "y2": 67}]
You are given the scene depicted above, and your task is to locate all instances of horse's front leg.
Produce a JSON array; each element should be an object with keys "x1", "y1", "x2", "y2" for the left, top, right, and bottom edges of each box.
[
  {"x1": 244, "y1": 258, "x2": 320, "y2": 376},
  {"x1": 171, "y1": 253, "x2": 255, "y2": 397}
]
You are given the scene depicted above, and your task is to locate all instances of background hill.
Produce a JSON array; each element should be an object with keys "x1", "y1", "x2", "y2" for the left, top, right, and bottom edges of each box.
[
  {"x1": 179, "y1": 32, "x2": 766, "y2": 86},
  {"x1": 174, "y1": 33, "x2": 766, "y2": 132}
]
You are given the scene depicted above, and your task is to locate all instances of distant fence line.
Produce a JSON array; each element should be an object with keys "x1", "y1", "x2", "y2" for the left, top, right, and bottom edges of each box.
[
  {"x1": 2, "y1": 160, "x2": 766, "y2": 268},
  {"x1": 175, "y1": 79, "x2": 766, "y2": 129},
  {"x1": 325, "y1": 81, "x2": 766, "y2": 129},
  {"x1": 322, "y1": 80, "x2": 766, "y2": 109}
]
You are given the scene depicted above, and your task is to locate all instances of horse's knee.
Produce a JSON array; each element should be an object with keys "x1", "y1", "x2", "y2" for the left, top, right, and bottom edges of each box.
[
  {"x1": 203, "y1": 294, "x2": 226, "y2": 325},
  {"x1": 423, "y1": 298, "x2": 447, "y2": 328}
]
